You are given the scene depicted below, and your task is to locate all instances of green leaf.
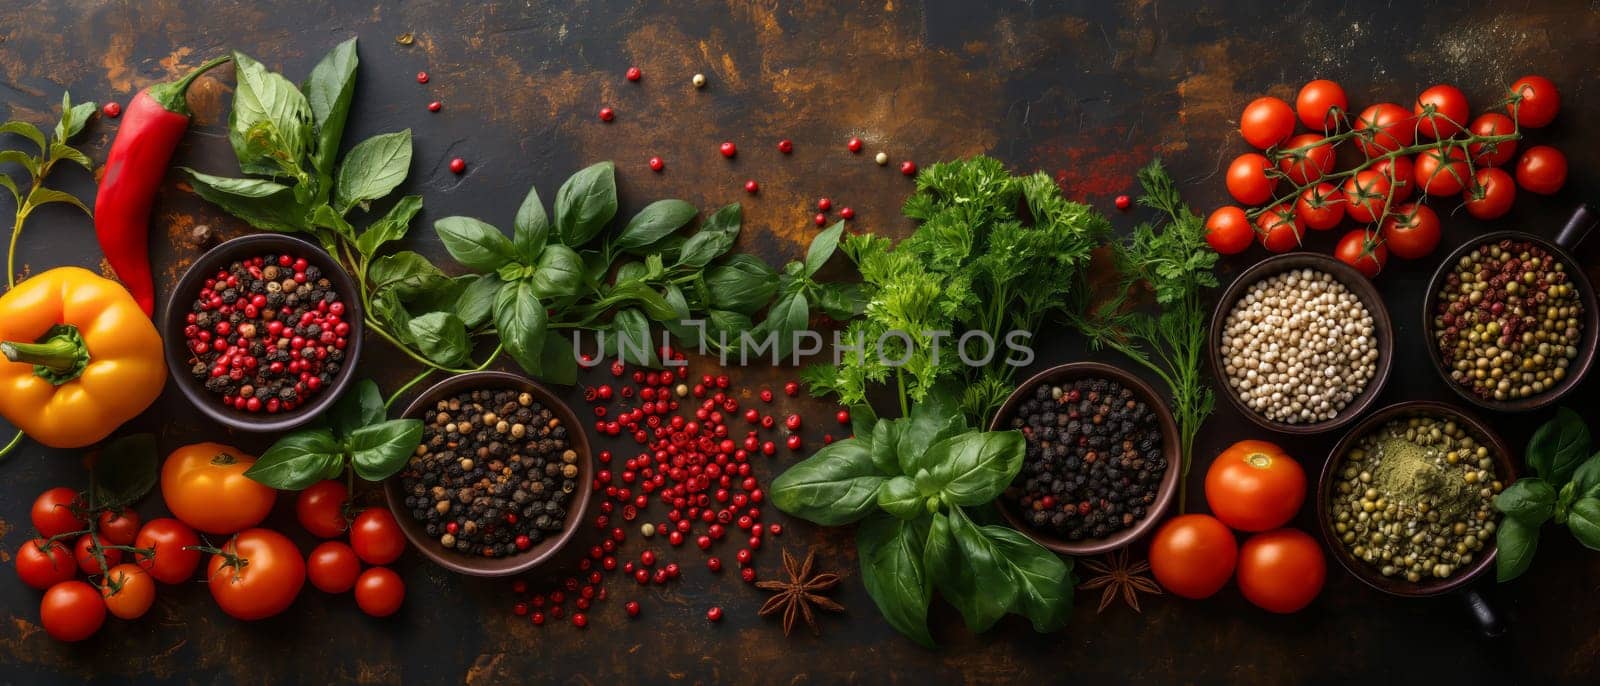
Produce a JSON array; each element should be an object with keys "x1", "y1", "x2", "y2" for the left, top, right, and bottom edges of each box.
[
  {"x1": 355, "y1": 195, "x2": 423, "y2": 256},
  {"x1": 247, "y1": 429, "x2": 344, "y2": 491},
  {"x1": 870, "y1": 419, "x2": 906, "y2": 476},
  {"x1": 0, "y1": 149, "x2": 39, "y2": 178},
  {"x1": 528, "y1": 244, "x2": 585, "y2": 299},
  {"x1": 927, "y1": 507, "x2": 1014, "y2": 632},
  {"x1": 1572, "y1": 454, "x2": 1600, "y2": 500},
  {"x1": 348, "y1": 419, "x2": 425, "y2": 482},
  {"x1": 857, "y1": 513, "x2": 935, "y2": 648},
  {"x1": 50, "y1": 142, "x2": 92, "y2": 170},
  {"x1": 761, "y1": 292, "x2": 809, "y2": 360},
  {"x1": 536, "y1": 330, "x2": 579, "y2": 385},
  {"x1": 494, "y1": 279, "x2": 548, "y2": 376},
  {"x1": 928, "y1": 430, "x2": 1024, "y2": 506},
  {"x1": 817, "y1": 282, "x2": 867, "y2": 320},
  {"x1": 553, "y1": 161, "x2": 617, "y2": 246},
  {"x1": 0, "y1": 173, "x2": 16, "y2": 203},
  {"x1": 677, "y1": 223, "x2": 740, "y2": 269},
  {"x1": 62, "y1": 103, "x2": 98, "y2": 142},
  {"x1": 982, "y1": 525, "x2": 1072, "y2": 632},
  {"x1": 407, "y1": 312, "x2": 471, "y2": 367},
  {"x1": 602, "y1": 281, "x2": 680, "y2": 324},
  {"x1": 850, "y1": 403, "x2": 878, "y2": 442},
  {"x1": 327, "y1": 379, "x2": 385, "y2": 440},
  {"x1": 0, "y1": 121, "x2": 46, "y2": 153},
  {"x1": 229, "y1": 51, "x2": 313, "y2": 177},
  {"x1": 455, "y1": 274, "x2": 501, "y2": 329},
  {"x1": 614, "y1": 199, "x2": 697, "y2": 251},
  {"x1": 704, "y1": 254, "x2": 779, "y2": 315},
  {"x1": 1527, "y1": 407, "x2": 1590, "y2": 483},
  {"x1": 1494, "y1": 478, "x2": 1557, "y2": 524},
  {"x1": 1569, "y1": 498, "x2": 1600, "y2": 551},
  {"x1": 877, "y1": 476, "x2": 924, "y2": 520},
  {"x1": 805, "y1": 220, "x2": 846, "y2": 276},
  {"x1": 435, "y1": 216, "x2": 515, "y2": 272},
  {"x1": 368, "y1": 251, "x2": 449, "y2": 299},
  {"x1": 310, "y1": 203, "x2": 356, "y2": 238},
  {"x1": 609, "y1": 308, "x2": 659, "y2": 367},
  {"x1": 769, "y1": 438, "x2": 884, "y2": 526},
  {"x1": 1495, "y1": 515, "x2": 1540, "y2": 582},
  {"x1": 897, "y1": 400, "x2": 966, "y2": 476},
  {"x1": 24, "y1": 187, "x2": 91, "y2": 217},
  {"x1": 335, "y1": 130, "x2": 412, "y2": 213},
  {"x1": 91, "y1": 434, "x2": 158, "y2": 508},
  {"x1": 513, "y1": 183, "x2": 549, "y2": 263},
  {"x1": 183, "y1": 168, "x2": 306, "y2": 233},
  {"x1": 303, "y1": 37, "x2": 358, "y2": 190}
]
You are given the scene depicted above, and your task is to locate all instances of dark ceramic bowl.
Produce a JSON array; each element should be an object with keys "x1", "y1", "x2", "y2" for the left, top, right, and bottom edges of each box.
[
  {"x1": 383, "y1": 371, "x2": 592, "y2": 577},
  {"x1": 1208, "y1": 252, "x2": 1394, "y2": 435},
  {"x1": 990, "y1": 361, "x2": 1182, "y2": 556},
  {"x1": 162, "y1": 233, "x2": 364, "y2": 433},
  {"x1": 1316, "y1": 400, "x2": 1514, "y2": 598},
  {"x1": 1421, "y1": 204, "x2": 1599, "y2": 413}
]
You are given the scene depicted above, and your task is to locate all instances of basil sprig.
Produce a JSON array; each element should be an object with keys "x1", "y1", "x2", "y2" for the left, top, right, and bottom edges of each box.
[
  {"x1": 1495, "y1": 407, "x2": 1600, "y2": 581},
  {"x1": 245, "y1": 380, "x2": 422, "y2": 491}
]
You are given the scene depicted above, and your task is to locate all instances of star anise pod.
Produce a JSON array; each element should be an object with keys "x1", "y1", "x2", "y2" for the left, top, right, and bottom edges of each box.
[
  {"x1": 1077, "y1": 548, "x2": 1162, "y2": 613},
  {"x1": 756, "y1": 548, "x2": 844, "y2": 636}
]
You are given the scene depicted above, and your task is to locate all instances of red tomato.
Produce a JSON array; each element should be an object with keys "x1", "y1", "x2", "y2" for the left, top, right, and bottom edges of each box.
[
  {"x1": 1515, "y1": 145, "x2": 1567, "y2": 195},
  {"x1": 1277, "y1": 134, "x2": 1335, "y2": 184},
  {"x1": 1226, "y1": 153, "x2": 1278, "y2": 206},
  {"x1": 15, "y1": 539, "x2": 77, "y2": 590},
  {"x1": 1381, "y1": 203, "x2": 1442, "y2": 260},
  {"x1": 134, "y1": 518, "x2": 203, "y2": 584},
  {"x1": 31, "y1": 487, "x2": 86, "y2": 539},
  {"x1": 1240, "y1": 96, "x2": 1296, "y2": 149},
  {"x1": 1467, "y1": 113, "x2": 1518, "y2": 166},
  {"x1": 96, "y1": 508, "x2": 141, "y2": 546},
  {"x1": 1506, "y1": 75, "x2": 1560, "y2": 128},
  {"x1": 1295, "y1": 79, "x2": 1347, "y2": 131},
  {"x1": 307, "y1": 541, "x2": 362, "y2": 593},
  {"x1": 1341, "y1": 170, "x2": 1392, "y2": 224},
  {"x1": 1236, "y1": 529, "x2": 1326, "y2": 613},
  {"x1": 1148, "y1": 514, "x2": 1237, "y2": 599},
  {"x1": 40, "y1": 580, "x2": 106, "y2": 642},
  {"x1": 1414, "y1": 84, "x2": 1469, "y2": 139},
  {"x1": 1335, "y1": 229, "x2": 1388, "y2": 278},
  {"x1": 297, "y1": 480, "x2": 350, "y2": 539},
  {"x1": 1370, "y1": 156, "x2": 1414, "y2": 203},
  {"x1": 1204, "y1": 440, "x2": 1306, "y2": 532},
  {"x1": 1205, "y1": 206, "x2": 1255, "y2": 255},
  {"x1": 354, "y1": 567, "x2": 406, "y2": 618},
  {"x1": 100, "y1": 564, "x2": 156, "y2": 620},
  {"x1": 207, "y1": 529, "x2": 306, "y2": 621},
  {"x1": 1256, "y1": 203, "x2": 1304, "y2": 253},
  {"x1": 350, "y1": 508, "x2": 406, "y2": 566},
  {"x1": 1464, "y1": 167, "x2": 1516, "y2": 220},
  {"x1": 74, "y1": 534, "x2": 123, "y2": 575},
  {"x1": 1353, "y1": 103, "x2": 1415, "y2": 157},
  {"x1": 1295, "y1": 183, "x2": 1344, "y2": 231},
  {"x1": 1414, "y1": 145, "x2": 1470, "y2": 196}
]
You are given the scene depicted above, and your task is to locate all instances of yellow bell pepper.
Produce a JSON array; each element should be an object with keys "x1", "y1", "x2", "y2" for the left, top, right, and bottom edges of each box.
[{"x1": 0, "y1": 267, "x2": 166, "y2": 449}]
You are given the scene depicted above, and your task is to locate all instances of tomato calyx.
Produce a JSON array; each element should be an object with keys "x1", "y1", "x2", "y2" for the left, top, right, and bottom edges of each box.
[
  {"x1": 1243, "y1": 451, "x2": 1274, "y2": 469},
  {"x1": 210, "y1": 452, "x2": 240, "y2": 466}
]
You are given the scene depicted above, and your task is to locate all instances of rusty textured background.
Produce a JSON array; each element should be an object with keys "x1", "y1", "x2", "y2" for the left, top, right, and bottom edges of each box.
[{"x1": 2, "y1": 0, "x2": 1600, "y2": 683}]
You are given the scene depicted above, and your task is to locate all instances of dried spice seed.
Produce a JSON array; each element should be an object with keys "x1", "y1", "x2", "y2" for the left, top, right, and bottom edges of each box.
[
  {"x1": 692, "y1": 73, "x2": 707, "y2": 88},
  {"x1": 840, "y1": 207, "x2": 855, "y2": 220},
  {"x1": 744, "y1": 180, "x2": 759, "y2": 194},
  {"x1": 757, "y1": 548, "x2": 844, "y2": 636},
  {"x1": 648, "y1": 157, "x2": 664, "y2": 172},
  {"x1": 625, "y1": 66, "x2": 642, "y2": 81},
  {"x1": 599, "y1": 107, "x2": 615, "y2": 122},
  {"x1": 1079, "y1": 549, "x2": 1162, "y2": 613},
  {"x1": 102, "y1": 102, "x2": 122, "y2": 118},
  {"x1": 720, "y1": 142, "x2": 737, "y2": 158},
  {"x1": 777, "y1": 139, "x2": 793, "y2": 154},
  {"x1": 900, "y1": 161, "x2": 917, "y2": 176},
  {"x1": 449, "y1": 158, "x2": 466, "y2": 174},
  {"x1": 416, "y1": 71, "x2": 429, "y2": 84},
  {"x1": 847, "y1": 137, "x2": 863, "y2": 153},
  {"x1": 874, "y1": 152, "x2": 889, "y2": 166},
  {"x1": 427, "y1": 101, "x2": 441, "y2": 112}
]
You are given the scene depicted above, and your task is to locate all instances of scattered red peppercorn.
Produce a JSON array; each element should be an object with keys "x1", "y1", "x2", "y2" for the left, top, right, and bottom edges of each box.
[
  {"x1": 777, "y1": 139, "x2": 793, "y2": 154},
  {"x1": 740, "y1": 567, "x2": 756, "y2": 582},
  {"x1": 625, "y1": 601, "x2": 641, "y2": 617},
  {"x1": 783, "y1": 381, "x2": 799, "y2": 396},
  {"x1": 707, "y1": 557, "x2": 723, "y2": 573},
  {"x1": 900, "y1": 160, "x2": 917, "y2": 176},
  {"x1": 814, "y1": 213, "x2": 826, "y2": 227},
  {"x1": 572, "y1": 613, "x2": 588, "y2": 628},
  {"x1": 1115, "y1": 194, "x2": 1131, "y2": 210},
  {"x1": 599, "y1": 107, "x2": 615, "y2": 122},
  {"x1": 835, "y1": 410, "x2": 850, "y2": 424},
  {"x1": 427, "y1": 100, "x2": 441, "y2": 112},
  {"x1": 719, "y1": 141, "x2": 737, "y2": 158},
  {"x1": 449, "y1": 158, "x2": 466, "y2": 174},
  {"x1": 847, "y1": 137, "x2": 863, "y2": 153},
  {"x1": 648, "y1": 156, "x2": 664, "y2": 172},
  {"x1": 707, "y1": 606, "x2": 723, "y2": 622},
  {"x1": 531, "y1": 612, "x2": 545, "y2": 625},
  {"x1": 768, "y1": 523, "x2": 782, "y2": 536},
  {"x1": 817, "y1": 197, "x2": 832, "y2": 212},
  {"x1": 416, "y1": 71, "x2": 429, "y2": 84},
  {"x1": 625, "y1": 66, "x2": 642, "y2": 81},
  {"x1": 784, "y1": 414, "x2": 801, "y2": 431},
  {"x1": 840, "y1": 207, "x2": 855, "y2": 220},
  {"x1": 785, "y1": 434, "x2": 802, "y2": 451},
  {"x1": 102, "y1": 102, "x2": 122, "y2": 118},
  {"x1": 744, "y1": 180, "x2": 759, "y2": 194}
]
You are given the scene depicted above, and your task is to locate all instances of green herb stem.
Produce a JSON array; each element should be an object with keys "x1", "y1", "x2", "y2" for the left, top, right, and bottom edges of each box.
[{"x1": 0, "y1": 429, "x2": 23, "y2": 462}]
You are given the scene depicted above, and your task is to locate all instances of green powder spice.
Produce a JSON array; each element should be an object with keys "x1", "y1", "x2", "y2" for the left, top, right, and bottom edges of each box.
[{"x1": 1371, "y1": 435, "x2": 1478, "y2": 521}]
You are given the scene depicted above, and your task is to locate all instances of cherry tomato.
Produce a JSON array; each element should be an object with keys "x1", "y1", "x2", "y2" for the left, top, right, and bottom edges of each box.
[
  {"x1": 1515, "y1": 145, "x2": 1567, "y2": 195},
  {"x1": 354, "y1": 567, "x2": 406, "y2": 618},
  {"x1": 1506, "y1": 75, "x2": 1560, "y2": 128},
  {"x1": 134, "y1": 518, "x2": 203, "y2": 584},
  {"x1": 1295, "y1": 79, "x2": 1347, "y2": 131},
  {"x1": 1239, "y1": 96, "x2": 1296, "y2": 149},
  {"x1": 1414, "y1": 84, "x2": 1469, "y2": 139},
  {"x1": 1467, "y1": 113, "x2": 1518, "y2": 167},
  {"x1": 32, "y1": 487, "x2": 86, "y2": 539},
  {"x1": 1204, "y1": 440, "x2": 1306, "y2": 532},
  {"x1": 40, "y1": 580, "x2": 106, "y2": 642},
  {"x1": 1256, "y1": 203, "x2": 1304, "y2": 253},
  {"x1": 1381, "y1": 203, "x2": 1442, "y2": 260},
  {"x1": 1414, "y1": 145, "x2": 1470, "y2": 196},
  {"x1": 207, "y1": 528, "x2": 306, "y2": 621},
  {"x1": 350, "y1": 508, "x2": 406, "y2": 565},
  {"x1": 1226, "y1": 153, "x2": 1277, "y2": 206},
  {"x1": 161, "y1": 443, "x2": 276, "y2": 535},
  {"x1": 1148, "y1": 514, "x2": 1237, "y2": 599},
  {"x1": 1236, "y1": 529, "x2": 1326, "y2": 613},
  {"x1": 1295, "y1": 183, "x2": 1344, "y2": 231},
  {"x1": 1335, "y1": 229, "x2": 1388, "y2": 278},
  {"x1": 1464, "y1": 167, "x2": 1516, "y2": 220},
  {"x1": 307, "y1": 541, "x2": 362, "y2": 593},
  {"x1": 15, "y1": 539, "x2": 77, "y2": 590},
  {"x1": 1277, "y1": 134, "x2": 1335, "y2": 185},
  {"x1": 1370, "y1": 155, "x2": 1414, "y2": 203},
  {"x1": 96, "y1": 508, "x2": 141, "y2": 546},
  {"x1": 297, "y1": 480, "x2": 350, "y2": 539},
  {"x1": 74, "y1": 534, "x2": 122, "y2": 575},
  {"x1": 100, "y1": 564, "x2": 156, "y2": 620},
  {"x1": 1341, "y1": 170, "x2": 1392, "y2": 224},
  {"x1": 1205, "y1": 207, "x2": 1255, "y2": 255},
  {"x1": 1353, "y1": 103, "x2": 1415, "y2": 157}
]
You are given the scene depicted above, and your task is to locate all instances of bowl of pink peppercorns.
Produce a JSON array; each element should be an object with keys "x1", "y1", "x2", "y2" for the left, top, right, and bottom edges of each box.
[{"x1": 163, "y1": 233, "x2": 363, "y2": 433}]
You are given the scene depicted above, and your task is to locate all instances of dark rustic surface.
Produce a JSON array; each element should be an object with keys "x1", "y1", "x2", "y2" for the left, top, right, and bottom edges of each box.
[{"x1": 2, "y1": 1, "x2": 1599, "y2": 683}]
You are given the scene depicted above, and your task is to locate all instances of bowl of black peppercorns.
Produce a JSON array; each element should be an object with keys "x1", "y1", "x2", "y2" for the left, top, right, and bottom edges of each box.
[
  {"x1": 992, "y1": 362, "x2": 1181, "y2": 556},
  {"x1": 384, "y1": 371, "x2": 592, "y2": 577}
]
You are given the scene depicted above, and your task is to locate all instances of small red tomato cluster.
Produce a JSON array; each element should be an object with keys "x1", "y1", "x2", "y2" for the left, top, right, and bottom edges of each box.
[{"x1": 1208, "y1": 75, "x2": 1566, "y2": 278}]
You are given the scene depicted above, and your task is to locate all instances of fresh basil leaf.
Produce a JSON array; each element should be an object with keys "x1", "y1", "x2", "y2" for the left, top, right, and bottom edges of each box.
[
  {"x1": 762, "y1": 292, "x2": 809, "y2": 360},
  {"x1": 303, "y1": 37, "x2": 358, "y2": 193},
  {"x1": 368, "y1": 251, "x2": 449, "y2": 299},
  {"x1": 818, "y1": 282, "x2": 867, "y2": 320},
  {"x1": 355, "y1": 195, "x2": 423, "y2": 257},
  {"x1": 248, "y1": 429, "x2": 344, "y2": 491},
  {"x1": 850, "y1": 403, "x2": 878, "y2": 442},
  {"x1": 454, "y1": 274, "x2": 501, "y2": 329},
  {"x1": 614, "y1": 199, "x2": 697, "y2": 251},
  {"x1": 407, "y1": 312, "x2": 471, "y2": 367},
  {"x1": 928, "y1": 430, "x2": 1025, "y2": 506},
  {"x1": 609, "y1": 308, "x2": 659, "y2": 367},
  {"x1": 1569, "y1": 497, "x2": 1600, "y2": 551},
  {"x1": 537, "y1": 331, "x2": 579, "y2": 385},
  {"x1": 705, "y1": 254, "x2": 778, "y2": 315},
  {"x1": 871, "y1": 419, "x2": 906, "y2": 476},
  {"x1": 529, "y1": 244, "x2": 585, "y2": 299},
  {"x1": 897, "y1": 395, "x2": 966, "y2": 474},
  {"x1": 603, "y1": 281, "x2": 679, "y2": 323},
  {"x1": 658, "y1": 284, "x2": 699, "y2": 345},
  {"x1": 856, "y1": 512, "x2": 935, "y2": 648},
  {"x1": 229, "y1": 51, "x2": 313, "y2": 177},
  {"x1": 705, "y1": 309, "x2": 752, "y2": 343},
  {"x1": 494, "y1": 279, "x2": 548, "y2": 377},
  {"x1": 310, "y1": 203, "x2": 356, "y2": 239},
  {"x1": 348, "y1": 419, "x2": 424, "y2": 482},
  {"x1": 1495, "y1": 515, "x2": 1540, "y2": 582},
  {"x1": 878, "y1": 476, "x2": 924, "y2": 520},
  {"x1": 183, "y1": 168, "x2": 307, "y2": 233},
  {"x1": 335, "y1": 130, "x2": 412, "y2": 213},
  {"x1": 1572, "y1": 454, "x2": 1600, "y2": 500},
  {"x1": 1495, "y1": 478, "x2": 1557, "y2": 524},
  {"x1": 769, "y1": 438, "x2": 883, "y2": 526},
  {"x1": 614, "y1": 261, "x2": 647, "y2": 283},
  {"x1": 677, "y1": 225, "x2": 738, "y2": 270},
  {"x1": 60, "y1": 100, "x2": 98, "y2": 142},
  {"x1": 1528, "y1": 407, "x2": 1590, "y2": 483},
  {"x1": 328, "y1": 379, "x2": 385, "y2": 440},
  {"x1": 701, "y1": 202, "x2": 741, "y2": 238},
  {"x1": 91, "y1": 434, "x2": 158, "y2": 508},
  {"x1": 928, "y1": 507, "x2": 1015, "y2": 632},
  {"x1": 982, "y1": 524, "x2": 1072, "y2": 632},
  {"x1": 436, "y1": 216, "x2": 515, "y2": 272},
  {"x1": 805, "y1": 220, "x2": 846, "y2": 276},
  {"x1": 0, "y1": 173, "x2": 16, "y2": 203},
  {"x1": 513, "y1": 183, "x2": 549, "y2": 263},
  {"x1": 0, "y1": 121, "x2": 46, "y2": 152},
  {"x1": 553, "y1": 161, "x2": 617, "y2": 246}
]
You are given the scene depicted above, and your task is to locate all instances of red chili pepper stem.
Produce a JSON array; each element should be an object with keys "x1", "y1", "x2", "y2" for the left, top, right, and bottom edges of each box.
[{"x1": 146, "y1": 55, "x2": 232, "y2": 115}]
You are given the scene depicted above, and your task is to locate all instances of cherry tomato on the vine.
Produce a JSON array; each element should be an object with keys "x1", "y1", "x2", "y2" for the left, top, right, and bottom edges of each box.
[
  {"x1": 1467, "y1": 113, "x2": 1518, "y2": 167},
  {"x1": 1414, "y1": 84, "x2": 1469, "y2": 140},
  {"x1": 15, "y1": 539, "x2": 77, "y2": 590},
  {"x1": 1354, "y1": 103, "x2": 1415, "y2": 157},
  {"x1": 297, "y1": 480, "x2": 350, "y2": 539},
  {"x1": 1464, "y1": 167, "x2": 1516, "y2": 220},
  {"x1": 1506, "y1": 75, "x2": 1559, "y2": 128},
  {"x1": 1335, "y1": 229, "x2": 1388, "y2": 278},
  {"x1": 1381, "y1": 203, "x2": 1442, "y2": 260},
  {"x1": 1205, "y1": 440, "x2": 1306, "y2": 532},
  {"x1": 1236, "y1": 529, "x2": 1326, "y2": 614},
  {"x1": 74, "y1": 534, "x2": 122, "y2": 575},
  {"x1": 1226, "y1": 153, "x2": 1278, "y2": 206},
  {"x1": 207, "y1": 528, "x2": 306, "y2": 621},
  {"x1": 1240, "y1": 96, "x2": 1296, "y2": 149},
  {"x1": 1277, "y1": 134, "x2": 1335, "y2": 185},
  {"x1": 40, "y1": 580, "x2": 105, "y2": 642},
  {"x1": 32, "y1": 487, "x2": 86, "y2": 539},
  {"x1": 1414, "y1": 145, "x2": 1470, "y2": 197},
  {"x1": 1295, "y1": 79, "x2": 1347, "y2": 132},
  {"x1": 1205, "y1": 207, "x2": 1255, "y2": 255},
  {"x1": 1341, "y1": 170, "x2": 1393, "y2": 224},
  {"x1": 1256, "y1": 204, "x2": 1304, "y2": 253},
  {"x1": 97, "y1": 508, "x2": 140, "y2": 546},
  {"x1": 100, "y1": 564, "x2": 156, "y2": 620},
  {"x1": 1149, "y1": 514, "x2": 1237, "y2": 600},
  {"x1": 354, "y1": 567, "x2": 406, "y2": 618},
  {"x1": 1295, "y1": 183, "x2": 1345, "y2": 231},
  {"x1": 307, "y1": 541, "x2": 362, "y2": 594},
  {"x1": 350, "y1": 508, "x2": 406, "y2": 566},
  {"x1": 134, "y1": 518, "x2": 203, "y2": 584},
  {"x1": 1370, "y1": 156, "x2": 1415, "y2": 203},
  {"x1": 1515, "y1": 145, "x2": 1567, "y2": 195}
]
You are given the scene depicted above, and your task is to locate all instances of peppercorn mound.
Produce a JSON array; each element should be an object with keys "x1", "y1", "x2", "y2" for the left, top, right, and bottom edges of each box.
[
  {"x1": 401, "y1": 389, "x2": 579, "y2": 558},
  {"x1": 1002, "y1": 378, "x2": 1167, "y2": 542}
]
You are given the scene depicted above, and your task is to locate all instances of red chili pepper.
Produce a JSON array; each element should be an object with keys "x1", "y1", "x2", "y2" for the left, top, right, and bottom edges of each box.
[{"x1": 94, "y1": 55, "x2": 231, "y2": 316}]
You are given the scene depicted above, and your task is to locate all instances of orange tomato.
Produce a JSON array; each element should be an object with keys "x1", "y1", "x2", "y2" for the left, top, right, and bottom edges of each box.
[
  {"x1": 1236, "y1": 529, "x2": 1326, "y2": 613},
  {"x1": 161, "y1": 443, "x2": 276, "y2": 535},
  {"x1": 1148, "y1": 514, "x2": 1237, "y2": 599},
  {"x1": 100, "y1": 564, "x2": 156, "y2": 620},
  {"x1": 1204, "y1": 440, "x2": 1306, "y2": 532}
]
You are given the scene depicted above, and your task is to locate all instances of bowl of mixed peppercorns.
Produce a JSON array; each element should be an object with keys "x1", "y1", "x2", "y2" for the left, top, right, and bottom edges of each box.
[
  {"x1": 384, "y1": 371, "x2": 593, "y2": 577},
  {"x1": 162, "y1": 233, "x2": 363, "y2": 433},
  {"x1": 992, "y1": 361, "x2": 1181, "y2": 556}
]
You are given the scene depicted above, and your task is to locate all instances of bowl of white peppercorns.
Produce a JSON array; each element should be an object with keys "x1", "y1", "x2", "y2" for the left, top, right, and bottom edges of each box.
[{"x1": 1210, "y1": 253, "x2": 1394, "y2": 435}]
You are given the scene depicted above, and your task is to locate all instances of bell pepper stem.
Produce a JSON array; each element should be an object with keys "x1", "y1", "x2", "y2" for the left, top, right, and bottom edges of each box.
[
  {"x1": 1, "y1": 324, "x2": 90, "y2": 385},
  {"x1": 146, "y1": 55, "x2": 232, "y2": 115}
]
